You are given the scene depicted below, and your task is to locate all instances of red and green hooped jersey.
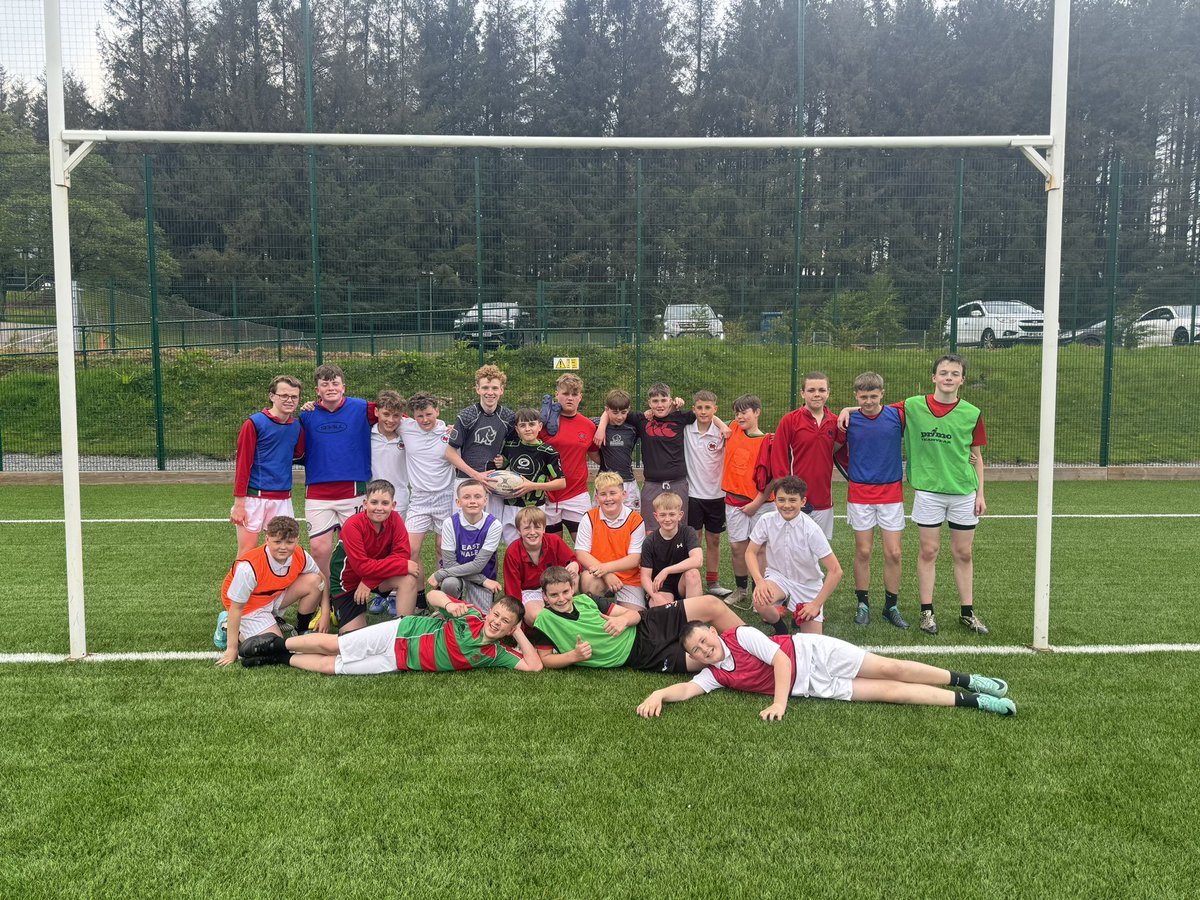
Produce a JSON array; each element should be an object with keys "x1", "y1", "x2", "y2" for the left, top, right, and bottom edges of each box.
[{"x1": 392, "y1": 607, "x2": 522, "y2": 672}]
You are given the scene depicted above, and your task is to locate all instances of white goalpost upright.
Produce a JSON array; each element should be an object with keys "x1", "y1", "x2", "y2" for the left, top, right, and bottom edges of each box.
[{"x1": 41, "y1": 0, "x2": 1070, "y2": 656}]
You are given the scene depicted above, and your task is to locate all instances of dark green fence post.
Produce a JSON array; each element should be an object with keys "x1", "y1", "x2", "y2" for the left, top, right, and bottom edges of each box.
[
  {"x1": 370, "y1": 320, "x2": 376, "y2": 356},
  {"x1": 1099, "y1": 154, "x2": 1122, "y2": 466},
  {"x1": 0, "y1": 419, "x2": 4, "y2": 471},
  {"x1": 107, "y1": 278, "x2": 117, "y2": 353},
  {"x1": 620, "y1": 282, "x2": 630, "y2": 343},
  {"x1": 276, "y1": 317, "x2": 283, "y2": 362},
  {"x1": 1190, "y1": 280, "x2": 1197, "y2": 344},
  {"x1": 474, "y1": 156, "x2": 484, "y2": 367},
  {"x1": 231, "y1": 277, "x2": 240, "y2": 353},
  {"x1": 144, "y1": 155, "x2": 166, "y2": 471},
  {"x1": 180, "y1": 320, "x2": 187, "y2": 349},
  {"x1": 832, "y1": 273, "x2": 840, "y2": 327},
  {"x1": 537, "y1": 280, "x2": 547, "y2": 344},
  {"x1": 950, "y1": 158, "x2": 964, "y2": 351},
  {"x1": 635, "y1": 158, "x2": 643, "y2": 403},
  {"x1": 346, "y1": 282, "x2": 353, "y2": 351},
  {"x1": 80, "y1": 321, "x2": 88, "y2": 368}
]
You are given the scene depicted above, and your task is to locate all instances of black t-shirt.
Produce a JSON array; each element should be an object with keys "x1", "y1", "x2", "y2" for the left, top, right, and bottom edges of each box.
[
  {"x1": 631, "y1": 410, "x2": 695, "y2": 481},
  {"x1": 592, "y1": 417, "x2": 638, "y2": 481},
  {"x1": 501, "y1": 440, "x2": 562, "y2": 508},
  {"x1": 449, "y1": 403, "x2": 517, "y2": 474},
  {"x1": 639, "y1": 524, "x2": 701, "y2": 575}
]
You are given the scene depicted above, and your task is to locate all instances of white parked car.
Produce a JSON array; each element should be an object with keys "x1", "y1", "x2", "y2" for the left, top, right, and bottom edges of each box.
[
  {"x1": 1130, "y1": 305, "x2": 1200, "y2": 346},
  {"x1": 660, "y1": 303, "x2": 724, "y2": 340},
  {"x1": 947, "y1": 300, "x2": 1045, "y2": 348}
]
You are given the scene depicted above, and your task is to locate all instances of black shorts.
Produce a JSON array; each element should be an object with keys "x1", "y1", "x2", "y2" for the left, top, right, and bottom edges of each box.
[
  {"x1": 332, "y1": 590, "x2": 373, "y2": 627},
  {"x1": 688, "y1": 496, "x2": 727, "y2": 534},
  {"x1": 625, "y1": 601, "x2": 690, "y2": 673}
]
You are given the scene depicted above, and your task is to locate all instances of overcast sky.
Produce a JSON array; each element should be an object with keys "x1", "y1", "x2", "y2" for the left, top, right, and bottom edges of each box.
[{"x1": 1, "y1": 0, "x2": 108, "y2": 102}]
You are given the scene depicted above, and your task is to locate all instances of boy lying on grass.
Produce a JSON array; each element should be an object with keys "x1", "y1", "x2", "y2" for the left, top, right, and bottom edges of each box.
[
  {"x1": 238, "y1": 591, "x2": 542, "y2": 674},
  {"x1": 636, "y1": 622, "x2": 1015, "y2": 719}
]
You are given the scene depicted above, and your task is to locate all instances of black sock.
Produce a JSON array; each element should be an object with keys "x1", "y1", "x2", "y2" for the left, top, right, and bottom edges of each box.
[
  {"x1": 296, "y1": 611, "x2": 314, "y2": 634},
  {"x1": 416, "y1": 591, "x2": 428, "y2": 610},
  {"x1": 920, "y1": 603, "x2": 934, "y2": 614},
  {"x1": 885, "y1": 591, "x2": 899, "y2": 610},
  {"x1": 948, "y1": 671, "x2": 970, "y2": 689},
  {"x1": 961, "y1": 604, "x2": 974, "y2": 618},
  {"x1": 735, "y1": 575, "x2": 748, "y2": 589},
  {"x1": 771, "y1": 618, "x2": 790, "y2": 636},
  {"x1": 954, "y1": 692, "x2": 980, "y2": 709},
  {"x1": 855, "y1": 590, "x2": 869, "y2": 607}
]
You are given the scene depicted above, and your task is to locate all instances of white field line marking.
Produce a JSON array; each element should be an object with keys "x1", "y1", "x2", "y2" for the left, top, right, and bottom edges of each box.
[
  {"x1": 4, "y1": 644, "x2": 1200, "y2": 664},
  {"x1": 3, "y1": 513, "x2": 1200, "y2": 525}
]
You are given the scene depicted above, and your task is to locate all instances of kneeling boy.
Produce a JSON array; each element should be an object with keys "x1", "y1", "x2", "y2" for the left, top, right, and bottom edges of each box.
[
  {"x1": 636, "y1": 622, "x2": 1015, "y2": 719},
  {"x1": 309, "y1": 478, "x2": 421, "y2": 635},
  {"x1": 246, "y1": 592, "x2": 542, "y2": 674},
  {"x1": 746, "y1": 476, "x2": 842, "y2": 635},
  {"x1": 576, "y1": 471, "x2": 647, "y2": 610},
  {"x1": 534, "y1": 566, "x2": 742, "y2": 672},
  {"x1": 501, "y1": 506, "x2": 579, "y2": 626},
  {"x1": 216, "y1": 515, "x2": 323, "y2": 667},
  {"x1": 639, "y1": 491, "x2": 704, "y2": 607}
]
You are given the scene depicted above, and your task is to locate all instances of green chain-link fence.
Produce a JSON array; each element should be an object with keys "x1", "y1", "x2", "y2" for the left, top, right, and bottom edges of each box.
[{"x1": 1, "y1": 145, "x2": 1197, "y2": 470}]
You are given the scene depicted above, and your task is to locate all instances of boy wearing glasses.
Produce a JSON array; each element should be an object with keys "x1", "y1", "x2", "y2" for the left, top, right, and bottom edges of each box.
[{"x1": 230, "y1": 375, "x2": 305, "y2": 555}]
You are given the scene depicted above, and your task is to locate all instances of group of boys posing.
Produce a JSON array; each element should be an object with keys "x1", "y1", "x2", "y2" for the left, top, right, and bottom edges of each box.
[{"x1": 216, "y1": 355, "x2": 1016, "y2": 719}]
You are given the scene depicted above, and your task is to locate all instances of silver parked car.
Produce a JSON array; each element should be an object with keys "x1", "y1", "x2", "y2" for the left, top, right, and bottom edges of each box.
[
  {"x1": 1065, "y1": 305, "x2": 1200, "y2": 347},
  {"x1": 1130, "y1": 305, "x2": 1200, "y2": 346},
  {"x1": 947, "y1": 300, "x2": 1045, "y2": 348},
  {"x1": 660, "y1": 303, "x2": 725, "y2": 340}
]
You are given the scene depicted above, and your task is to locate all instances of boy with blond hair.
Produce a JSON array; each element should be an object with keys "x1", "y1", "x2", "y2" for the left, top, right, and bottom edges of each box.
[
  {"x1": 431, "y1": 479, "x2": 503, "y2": 612},
  {"x1": 230, "y1": 375, "x2": 305, "y2": 555},
  {"x1": 445, "y1": 364, "x2": 517, "y2": 519},
  {"x1": 639, "y1": 491, "x2": 704, "y2": 607},
  {"x1": 576, "y1": 471, "x2": 647, "y2": 610},
  {"x1": 539, "y1": 372, "x2": 597, "y2": 538}
]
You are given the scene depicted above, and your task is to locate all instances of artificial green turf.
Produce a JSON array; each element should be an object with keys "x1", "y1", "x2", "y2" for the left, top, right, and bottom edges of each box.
[
  {"x1": 3, "y1": 481, "x2": 1199, "y2": 896},
  {"x1": 3, "y1": 481, "x2": 1198, "y2": 654},
  {"x1": 1, "y1": 654, "x2": 1197, "y2": 899}
]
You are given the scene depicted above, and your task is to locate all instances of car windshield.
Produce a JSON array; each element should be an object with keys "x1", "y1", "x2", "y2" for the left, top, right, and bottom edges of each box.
[
  {"x1": 980, "y1": 302, "x2": 1040, "y2": 315},
  {"x1": 664, "y1": 305, "x2": 713, "y2": 321}
]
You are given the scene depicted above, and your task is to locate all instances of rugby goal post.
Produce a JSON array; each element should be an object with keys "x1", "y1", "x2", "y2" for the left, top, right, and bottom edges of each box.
[{"x1": 41, "y1": 0, "x2": 1070, "y2": 657}]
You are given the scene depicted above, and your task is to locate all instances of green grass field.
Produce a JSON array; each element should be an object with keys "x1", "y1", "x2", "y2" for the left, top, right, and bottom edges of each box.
[{"x1": 2, "y1": 481, "x2": 1198, "y2": 897}]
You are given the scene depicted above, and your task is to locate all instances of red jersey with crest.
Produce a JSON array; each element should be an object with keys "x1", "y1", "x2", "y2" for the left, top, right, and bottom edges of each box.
[
  {"x1": 541, "y1": 413, "x2": 597, "y2": 501},
  {"x1": 769, "y1": 406, "x2": 839, "y2": 510}
]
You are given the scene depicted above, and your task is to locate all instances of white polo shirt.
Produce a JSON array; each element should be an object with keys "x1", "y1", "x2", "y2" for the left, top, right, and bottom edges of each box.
[
  {"x1": 750, "y1": 509, "x2": 832, "y2": 596},
  {"x1": 684, "y1": 420, "x2": 726, "y2": 500},
  {"x1": 370, "y1": 425, "x2": 409, "y2": 495},
  {"x1": 399, "y1": 417, "x2": 454, "y2": 492}
]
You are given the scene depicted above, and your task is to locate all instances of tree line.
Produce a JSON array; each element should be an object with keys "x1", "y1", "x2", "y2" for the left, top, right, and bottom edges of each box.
[{"x1": 1, "y1": 0, "x2": 1196, "y2": 335}]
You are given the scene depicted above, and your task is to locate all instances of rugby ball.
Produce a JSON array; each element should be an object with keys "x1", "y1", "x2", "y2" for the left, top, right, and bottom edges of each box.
[{"x1": 485, "y1": 469, "x2": 525, "y2": 498}]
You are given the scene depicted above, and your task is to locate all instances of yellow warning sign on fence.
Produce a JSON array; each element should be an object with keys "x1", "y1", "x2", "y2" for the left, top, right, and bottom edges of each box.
[{"x1": 553, "y1": 357, "x2": 580, "y2": 370}]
